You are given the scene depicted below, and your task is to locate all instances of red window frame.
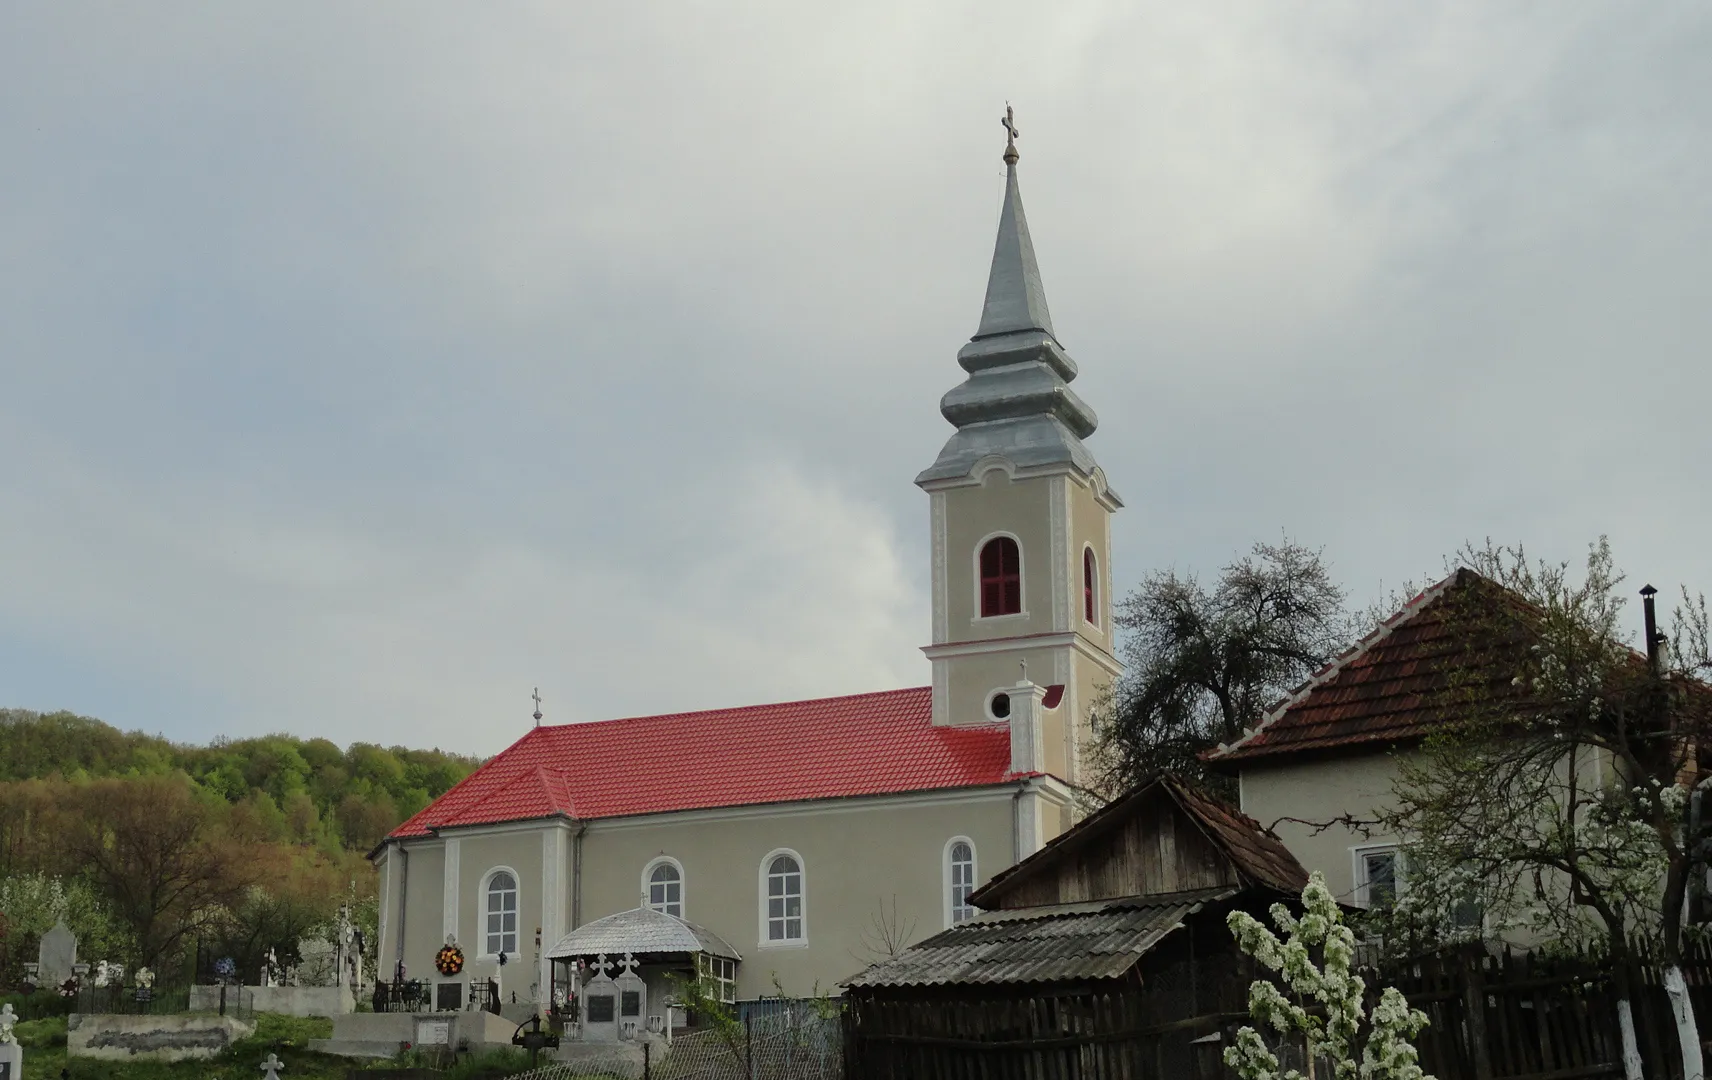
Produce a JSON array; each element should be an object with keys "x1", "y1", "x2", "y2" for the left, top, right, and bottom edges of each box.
[
  {"x1": 1083, "y1": 548, "x2": 1097, "y2": 624},
  {"x1": 979, "y1": 538, "x2": 1022, "y2": 617}
]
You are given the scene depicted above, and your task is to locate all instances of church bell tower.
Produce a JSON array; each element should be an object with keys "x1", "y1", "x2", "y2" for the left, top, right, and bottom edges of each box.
[{"x1": 917, "y1": 110, "x2": 1122, "y2": 787}]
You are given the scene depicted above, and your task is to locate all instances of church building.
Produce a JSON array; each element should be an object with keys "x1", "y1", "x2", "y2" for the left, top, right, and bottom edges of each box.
[{"x1": 372, "y1": 123, "x2": 1124, "y2": 1013}]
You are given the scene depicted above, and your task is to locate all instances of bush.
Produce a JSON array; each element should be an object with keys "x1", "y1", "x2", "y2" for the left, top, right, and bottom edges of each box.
[{"x1": 13, "y1": 1014, "x2": 68, "y2": 1048}]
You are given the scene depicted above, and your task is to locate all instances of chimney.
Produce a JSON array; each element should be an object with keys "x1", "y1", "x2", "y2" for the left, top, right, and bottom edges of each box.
[
  {"x1": 1006, "y1": 680, "x2": 1048, "y2": 775},
  {"x1": 1642, "y1": 585, "x2": 1663, "y2": 673}
]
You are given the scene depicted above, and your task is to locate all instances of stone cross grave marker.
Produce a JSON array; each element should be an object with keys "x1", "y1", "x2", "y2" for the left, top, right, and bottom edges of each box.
[
  {"x1": 37, "y1": 920, "x2": 76, "y2": 988},
  {"x1": 260, "y1": 1051, "x2": 285, "y2": 1079}
]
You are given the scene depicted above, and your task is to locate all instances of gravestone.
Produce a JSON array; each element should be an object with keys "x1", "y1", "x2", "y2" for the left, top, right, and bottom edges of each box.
[
  {"x1": 260, "y1": 1051, "x2": 286, "y2": 1079},
  {"x1": 38, "y1": 920, "x2": 77, "y2": 988},
  {"x1": 0, "y1": 1003, "x2": 20, "y2": 1080},
  {"x1": 580, "y1": 955, "x2": 618, "y2": 1043}
]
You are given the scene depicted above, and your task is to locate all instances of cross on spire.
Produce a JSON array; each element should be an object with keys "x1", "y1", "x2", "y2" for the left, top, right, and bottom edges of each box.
[
  {"x1": 532, "y1": 687, "x2": 543, "y2": 724},
  {"x1": 1001, "y1": 104, "x2": 1020, "y2": 165}
]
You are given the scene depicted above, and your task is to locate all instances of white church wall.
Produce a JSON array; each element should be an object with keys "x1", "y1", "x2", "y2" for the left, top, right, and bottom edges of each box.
[{"x1": 577, "y1": 788, "x2": 1017, "y2": 998}]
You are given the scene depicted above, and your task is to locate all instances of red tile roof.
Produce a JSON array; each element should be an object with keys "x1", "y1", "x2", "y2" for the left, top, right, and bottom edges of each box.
[
  {"x1": 1207, "y1": 570, "x2": 1536, "y2": 764},
  {"x1": 386, "y1": 687, "x2": 1019, "y2": 841}
]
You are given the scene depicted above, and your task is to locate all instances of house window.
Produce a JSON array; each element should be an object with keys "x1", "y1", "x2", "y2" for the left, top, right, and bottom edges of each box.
[
  {"x1": 645, "y1": 859, "x2": 683, "y2": 918},
  {"x1": 946, "y1": 838, "x2": 977, "y2": 925},
  {"x1": 979, "y1": 537, "x2": 1022, "y2": 617},
  {"x1": 484, "y1": 870, "x2": 519, "y2": 956},
  {"x1": 1354, "y1": 847, "x2": 1401, "y2": 910},
  {"x1": 763, "y1": 851, "x2": 805, "y2": 944},
  {"x1": 1083, "y1": 548, "x2": 1098, "y2": 625},
  {"x1": 697, "y1": 953, "x2": 736, "y2": 1003}
]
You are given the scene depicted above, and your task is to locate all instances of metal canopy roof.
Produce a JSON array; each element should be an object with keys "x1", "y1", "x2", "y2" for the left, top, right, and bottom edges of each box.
[{"x1": 545, "y1": 907, "x2": 741, "y2": 962}]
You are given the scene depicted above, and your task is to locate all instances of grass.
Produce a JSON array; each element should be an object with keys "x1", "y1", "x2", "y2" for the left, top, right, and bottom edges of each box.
[{"x1": 18, "y1": 1012, "x2": 549, "y2": 1079}]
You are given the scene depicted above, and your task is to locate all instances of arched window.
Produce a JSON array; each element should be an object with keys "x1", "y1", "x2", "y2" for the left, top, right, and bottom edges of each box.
[
  {"x1": 1083, "y1": 547, "x2": 1098, "y2": 625},
  {"x1": 645, "y1": 858, "x2": 683, "y2": 918},
  {"x1": 979, "y1": 537, "x2": 1022, "y2": 617},
  {"x1": 946, "y1": 838, "x2": 977, "y2": 925},
  {"x1": 761, "y1": 851, "x2": 805, "y2": 944},
  {"x1": 483, "y1": 869, "x2": 518, "y2": 957}
]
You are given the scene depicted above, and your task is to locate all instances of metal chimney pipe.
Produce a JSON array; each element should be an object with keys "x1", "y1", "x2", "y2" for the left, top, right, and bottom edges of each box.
[{"x1": 1642, "y1": 584, "x2": 1661, "y2": 672}]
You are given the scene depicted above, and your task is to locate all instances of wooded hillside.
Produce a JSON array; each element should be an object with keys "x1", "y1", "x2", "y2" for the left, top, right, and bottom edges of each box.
[{"x1": 0, "y1": 708, "x2": 484, "y2": 986}]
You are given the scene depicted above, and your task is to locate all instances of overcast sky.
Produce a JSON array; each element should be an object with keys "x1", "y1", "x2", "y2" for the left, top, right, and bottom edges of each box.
[{"x1": 3, "y1": 3, "x2": 1709, "y2": 755}]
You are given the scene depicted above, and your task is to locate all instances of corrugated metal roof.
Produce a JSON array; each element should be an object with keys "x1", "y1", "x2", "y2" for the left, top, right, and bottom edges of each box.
[
  {"x1": 843, "y1": 890, "x2": 1234, "y2": 989},
  {"x1": 545, "y1": 907, "x2": 741, "y2": 961}
]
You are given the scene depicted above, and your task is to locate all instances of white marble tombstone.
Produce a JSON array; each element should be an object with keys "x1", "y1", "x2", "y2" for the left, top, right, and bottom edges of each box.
[
  {"x1": 580, "y1": 955, "x2": 619, "y2": 1043},
  {"x1": 614, "y1": 954, "x2": 647, "y2": 1041},
  {"x1": 0, "y1": 1003, "x2": 21, "y2": 1080},
  {"x1": 38, "y1": 920, "x2": 76, "y2": 988}
]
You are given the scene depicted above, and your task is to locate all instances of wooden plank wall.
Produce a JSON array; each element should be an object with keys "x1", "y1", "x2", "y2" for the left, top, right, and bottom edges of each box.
[
  {"x1": 844, "y1": 941, "x2": 1712, "y2": 1080},
  {"x1": 997, "y1": 790, "x2": 1238, "y2": 908}
]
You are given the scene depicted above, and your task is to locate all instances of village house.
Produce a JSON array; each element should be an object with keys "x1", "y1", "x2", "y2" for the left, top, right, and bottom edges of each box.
[{"x1": 370, "y1": 126, "x2": 1125, "y2": 1013}]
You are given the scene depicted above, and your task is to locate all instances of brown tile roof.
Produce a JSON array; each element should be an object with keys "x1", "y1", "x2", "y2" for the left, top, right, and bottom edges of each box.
[
  {"x1": 1204, "y1": 570, "x2": 1540, "y2": 764},
  {"x1": 1203, "y1": 569, "x2": 1712, "y2": 765}
]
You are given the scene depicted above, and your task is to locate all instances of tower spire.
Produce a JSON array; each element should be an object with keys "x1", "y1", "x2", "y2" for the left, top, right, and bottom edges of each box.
[
  {"x1": 916, "y1": 106, "x2": 1109, "y2": 489},
  {"x1": 975, "y1": 106, "x2": 1054, "y2": 341}
]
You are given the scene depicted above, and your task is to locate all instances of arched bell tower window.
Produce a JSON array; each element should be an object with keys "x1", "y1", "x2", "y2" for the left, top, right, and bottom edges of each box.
[
  {"x1": 978, "y1": 537, "x2": 1022, "y2": 617},
  {"x1": 1083, "y1": 547, "x2": 1098, "y2": 626}
]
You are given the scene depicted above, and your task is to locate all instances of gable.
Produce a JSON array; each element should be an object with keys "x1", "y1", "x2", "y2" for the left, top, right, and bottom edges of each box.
[{"x1": 969, "y1": 779, "x2": 1305, "y2": 910}]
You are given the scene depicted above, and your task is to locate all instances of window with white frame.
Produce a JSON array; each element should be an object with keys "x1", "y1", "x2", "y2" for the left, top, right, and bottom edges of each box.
[
  {"x1": 484, "y1": 870, "x2": 519, "y2": 956},
  {"x1": 646, "y1": 859, "x2": 683, "y2": 918},
  {"x1": 1354, "y1": 846, "x2": 1402, "y2": 910},
  {"x1": 946, "y1": 838, "x2": 977, "y2": 925},
  {"x1": 763, "y1": 852, "x2": 804, "y2": 943},
  {"x1": 696, "y1": 953, "x2": 736, "y2": 1003}
]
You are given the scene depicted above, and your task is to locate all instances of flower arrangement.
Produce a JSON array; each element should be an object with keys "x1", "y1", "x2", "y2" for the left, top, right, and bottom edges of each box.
[
  {"x1": 94, "y1": 959, "x2": 125, "y2": 988},
  {"x1": 59, "y1": 975, "x2": 79, "y2": 998},
  {"x1": 135, "y1": 966, "x2": 155, "y2": 990},
  {"x1": 434, "y1": 943, "x2": 464, "y2": 977},
  {"x1": 214, "y1": 956, "x2": 236, "y2": 983}
]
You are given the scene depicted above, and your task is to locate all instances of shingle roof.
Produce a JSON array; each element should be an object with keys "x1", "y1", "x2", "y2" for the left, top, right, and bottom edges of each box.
[
  {"x1": 545, "y1": 907, "x2": 740, "y2": 961},
  {"x1": 1206, "y1": 570, "x2": 1534, "y2": 764},
  {"x1": 842, "y1": 889, "x2": 1233, "y2": 988},
  {"x1": 385, "y1": 687, "x2": 1017, "y2": 842}
]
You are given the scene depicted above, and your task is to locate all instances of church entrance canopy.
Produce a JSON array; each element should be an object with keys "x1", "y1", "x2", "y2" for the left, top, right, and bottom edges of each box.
[{"x1": 545, "y1": 907, "x2": 741, "y2": 1042}]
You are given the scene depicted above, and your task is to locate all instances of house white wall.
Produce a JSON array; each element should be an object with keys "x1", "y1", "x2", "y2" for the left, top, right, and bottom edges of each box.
[{"x1": 1237, "y1": 750, "x2": 1408, "y2": 907}]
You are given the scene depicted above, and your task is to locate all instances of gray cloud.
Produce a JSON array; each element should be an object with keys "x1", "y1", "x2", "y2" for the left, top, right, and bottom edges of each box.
[{"x1": 2, "y1": 2, "x2": 1708, "y2": 751}]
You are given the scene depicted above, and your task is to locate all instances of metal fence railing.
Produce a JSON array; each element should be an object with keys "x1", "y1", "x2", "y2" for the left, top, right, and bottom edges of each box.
[{"x1": 75, "y1": 982, "x2": 254, "y2": 1021}]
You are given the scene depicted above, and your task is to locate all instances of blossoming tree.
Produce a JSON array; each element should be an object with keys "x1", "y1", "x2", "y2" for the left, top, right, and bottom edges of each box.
[{"x1": 1225, "y1": 872, "x2": 1433, "y2": 1080}]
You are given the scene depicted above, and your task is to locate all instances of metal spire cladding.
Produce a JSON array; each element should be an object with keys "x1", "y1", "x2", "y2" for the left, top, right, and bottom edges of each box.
[{"x1": 916, "y1": 108, "x2": 1104, "y2": 487}]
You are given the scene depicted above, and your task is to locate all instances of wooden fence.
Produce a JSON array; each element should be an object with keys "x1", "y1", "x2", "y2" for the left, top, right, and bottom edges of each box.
[{"x1": 844, "y1": 942, "x2": 1712, "y2": 1080}]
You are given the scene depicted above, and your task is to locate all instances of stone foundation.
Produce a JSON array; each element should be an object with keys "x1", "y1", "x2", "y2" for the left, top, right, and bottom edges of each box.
[
  {"x1": 188, "y1": 983, "x2": 354, "y2": 1018},
  {"x1": 68, "y1": 1013, "x2": 256, "y2": 1062},
  {"x1": 309, "y1": 1010, "x2": 518, "y2": 1059}
]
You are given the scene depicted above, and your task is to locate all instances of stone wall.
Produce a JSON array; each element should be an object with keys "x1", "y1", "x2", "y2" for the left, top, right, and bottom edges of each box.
[
  {"x1": 67, "y1": 1013, "x2": 256, "y2": 1062},
  {"x1": 188, "y1": 984, "x2": 354, "y2": 1018}
]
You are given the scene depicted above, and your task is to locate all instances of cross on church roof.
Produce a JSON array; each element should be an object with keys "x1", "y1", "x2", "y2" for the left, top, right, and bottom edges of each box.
[
  {"x1": 532, "y1": 687, "x2": 543, "y2": 724},
  {"x1": 1001, "y1": 103, "x2": 1020, "y2": 165}
]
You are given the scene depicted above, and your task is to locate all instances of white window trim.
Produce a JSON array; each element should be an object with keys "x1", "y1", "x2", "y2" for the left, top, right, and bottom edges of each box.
[
  {"x1": 757, "y1": 847, "x2": 808, "y2": 949},
  {"x1": 943, "y1": 836, "x2": 978, "y2": 929},
  {"x1": 1081, "y1": 544, "x2": 1100, "y2": 628},
  {"x1": 479, "y1": 865, "x2": 522, "y2": 960},
  {"x1": 985, "y1": 689, "x2": 1015, "y2": 723},
  {"x1": 1351, "y1": 844, "x2": 1404, "y2": 909},
  {"x1": 971, "y1": 531, "x2": 1028, "y2": 622},
  {"x1": 642, "y1": 856, "x2": 686, "y2": 918}
]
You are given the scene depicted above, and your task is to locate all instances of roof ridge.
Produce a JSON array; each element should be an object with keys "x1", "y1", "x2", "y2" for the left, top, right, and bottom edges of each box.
[{"x1": 534, "y1": 685, "x2": 932, "y2": 731}]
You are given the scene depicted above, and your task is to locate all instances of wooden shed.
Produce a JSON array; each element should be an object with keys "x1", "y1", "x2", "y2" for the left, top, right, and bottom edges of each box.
[{"x1": 842, "y1": 777, "x2": 1309, "y2": 1080}]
